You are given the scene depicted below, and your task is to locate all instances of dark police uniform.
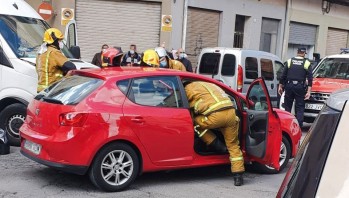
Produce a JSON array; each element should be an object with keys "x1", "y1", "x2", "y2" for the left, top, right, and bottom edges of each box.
[{"x1": 280, "y1": 55, "x2": 313, "y2": 127}]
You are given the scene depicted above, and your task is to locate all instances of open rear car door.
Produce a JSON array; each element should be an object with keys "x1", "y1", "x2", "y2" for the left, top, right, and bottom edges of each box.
[{"x1": 245, "y1": 78, "x2": 281, "y2": 170}]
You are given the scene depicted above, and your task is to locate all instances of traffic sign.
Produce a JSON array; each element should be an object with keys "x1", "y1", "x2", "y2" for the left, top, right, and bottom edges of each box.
[{"x1": 37, "y1": 2, "x2": 54, "y2": 21}]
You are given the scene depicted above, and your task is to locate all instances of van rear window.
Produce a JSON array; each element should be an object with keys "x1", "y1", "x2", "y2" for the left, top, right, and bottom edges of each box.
[
  {"x1": 199, "y1": 53, "x2": 221, "y2": 75},
  {"x1": 221, "y1": 54, "x2": 236, "y2": 76},
  {"x1": 36, "y1": 75, "x2": 103, "y2": 105}
]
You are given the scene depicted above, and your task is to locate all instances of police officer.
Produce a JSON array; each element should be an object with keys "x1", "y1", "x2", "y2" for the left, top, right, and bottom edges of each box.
[
  {"x1": 36, "y1": 28, "x2": 76, "y2": 92},
  {"x1": 184, "y1": 81, "x2": 244, "y2": 186},
  {"x1": 278, "y1": 48, "x2": 313, "y2": 127}
]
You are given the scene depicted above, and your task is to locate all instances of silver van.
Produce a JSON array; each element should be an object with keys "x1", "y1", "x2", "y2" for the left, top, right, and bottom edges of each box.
[{"x1": 196, "y1": 47, "x2": 284, "y2": 107}]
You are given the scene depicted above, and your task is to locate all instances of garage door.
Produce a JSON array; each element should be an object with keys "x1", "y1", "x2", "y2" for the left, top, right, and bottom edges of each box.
[
  {"x1": 186, "y1": 7, "x2": 220, "y2": 68},
  {"x1": 326, "y1": 28, "x2": 349, "y2": 56},
  {"x1": 76, "y1": 0, "x2": 161, "y2": 62},
  {"x1": 289, "y1": 22, "x2": 317, "y2": 45}
]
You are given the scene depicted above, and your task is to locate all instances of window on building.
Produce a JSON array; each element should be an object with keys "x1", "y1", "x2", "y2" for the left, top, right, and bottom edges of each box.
[
  {"x1": 234, "y1": 15, "x2": 245, "y2": 48},
  {"x1": 260, "y1": 18, "x2": 280, "y2": 54},
  {"x1": 245, "y1": 57, "x2": 258, "y2": 79}
]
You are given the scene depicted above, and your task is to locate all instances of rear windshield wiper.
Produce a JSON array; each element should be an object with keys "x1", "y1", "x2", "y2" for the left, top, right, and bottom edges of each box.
[{"x1": 41, "y1": 97, "x2": 64, "y2": 104}]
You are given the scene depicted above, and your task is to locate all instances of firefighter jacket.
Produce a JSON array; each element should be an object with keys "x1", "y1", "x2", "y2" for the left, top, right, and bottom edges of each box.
[
  {"x1": 36, "y1": 45, "x2": 68, "y2": 92},
  {"x1": 185, "y1": 82, "x2": 233, "y2": 115},
  {"x1": 169, "y1": 59, "x2": 186, "y2": 71}
]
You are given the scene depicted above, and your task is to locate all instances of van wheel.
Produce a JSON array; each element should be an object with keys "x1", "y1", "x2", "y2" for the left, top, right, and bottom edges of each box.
[
  {"x1": 0, "y1": 103, "x2": 27, "y2": 146},
  {"x1": 251, "y1": 136, "x2": 291, "y2": 174},
  {"x1": 89, "y1": 143, "x2": 139, "y2": 192}
]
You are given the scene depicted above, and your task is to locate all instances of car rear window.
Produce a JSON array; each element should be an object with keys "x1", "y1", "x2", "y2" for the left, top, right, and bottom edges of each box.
[
  {"x1": 198, "y1": 53, "x2": 221, "y2": 75},
  {"x1": 36, "y1": 75, "x2": 103, "y2": 105},
  {"x1": 221, "y1": 54, "x2": 236, "y2": 76}
]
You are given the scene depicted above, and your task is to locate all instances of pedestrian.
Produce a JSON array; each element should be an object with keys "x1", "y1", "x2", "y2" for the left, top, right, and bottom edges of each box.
[
  {"x1": 278, "y1": 47, "x2": 313, "y2": 127},
  {"x1": 92, "y1": 44, "x2": 109, "y2": 68},
  {"x1": 177, "y1": 48, "x2": 193, "y2": 72},
  {"x1": 184, "y1": 81, "x2": 244, "y2": 186},
  {"x1": 121, "y1": 44, "x2": 141, "y2": 66},
  {"x1": 36, "y1": 28, "x2": 76, "y2": 92},
  {"x1": 154, "y1": 47, "x2": 186, "y2": 71}
]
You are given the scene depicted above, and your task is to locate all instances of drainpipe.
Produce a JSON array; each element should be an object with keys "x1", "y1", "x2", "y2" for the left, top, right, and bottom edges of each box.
[
  {"x1": 181, "y1": 0, "x2": 188, "y2": 50},
  {"x1": 282, "y1": 0, "x2": 290, "y2": 61}
]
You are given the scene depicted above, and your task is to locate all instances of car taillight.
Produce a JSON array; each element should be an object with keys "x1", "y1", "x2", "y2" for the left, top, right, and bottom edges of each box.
[
  {"x1": 237, "y1": 65, "x2": 243, "y2": 92},
  {"x1": 59, "y1": 113, "x2": 88, "y2": 127}
]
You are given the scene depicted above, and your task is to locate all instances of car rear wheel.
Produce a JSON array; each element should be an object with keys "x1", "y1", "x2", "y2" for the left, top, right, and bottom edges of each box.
[
  {"x1": 0, "y1": 103, "x2": 27, "y2": 146},
  {"x1": 89, "y1": 143, "x2": 139, "y2": 192},
  {"x1": 252, "y1": 135, "x2": 291, "y2": 174}
]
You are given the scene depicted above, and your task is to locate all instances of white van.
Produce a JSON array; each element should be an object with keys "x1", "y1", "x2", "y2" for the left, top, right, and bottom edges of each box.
[
  {"x1": 196, "y1": 47, "x2": 284, "y2": 107},
  {"x1": 0, "y1": 0, "x2": 98, "y2": 145}
]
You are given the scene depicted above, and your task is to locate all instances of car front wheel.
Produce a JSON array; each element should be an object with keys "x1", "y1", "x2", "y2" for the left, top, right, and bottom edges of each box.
[
  {"x1": 251, "y1": 135, "x2": 291, "y2": 174},
  {"x1": 89, "y1": 143, "x2": 139, "y2": 192}
]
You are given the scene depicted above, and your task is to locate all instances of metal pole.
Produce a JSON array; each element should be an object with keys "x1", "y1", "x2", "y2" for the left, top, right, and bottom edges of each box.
[{"x1": 181, "y1": 0, "x2": 188, "y2": 50}]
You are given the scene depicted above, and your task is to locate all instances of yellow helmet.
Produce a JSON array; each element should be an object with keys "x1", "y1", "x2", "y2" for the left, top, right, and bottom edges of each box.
[
  {"x1": 43, "y1": 28, "x2": 64, "y2": 44},
  {"x1": 142, "y1": 49, "x2": 159, "y2": 67}
]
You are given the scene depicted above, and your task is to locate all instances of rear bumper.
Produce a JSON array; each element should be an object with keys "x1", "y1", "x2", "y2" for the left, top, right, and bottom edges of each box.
[{"x1": 21, "y1": 149, "x2": 88, "y2": 175}]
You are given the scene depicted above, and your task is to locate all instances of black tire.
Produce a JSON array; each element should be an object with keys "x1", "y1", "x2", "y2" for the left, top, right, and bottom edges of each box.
[
  {"x1": 0, "y1": 103, "x2": 27, "y2": 146},
  {"x1": 251, "y1": 136, "x2": 291, "y2": 174},
  {"x1": 89, "y1": 143, "x2": 139, "y2": 192}
]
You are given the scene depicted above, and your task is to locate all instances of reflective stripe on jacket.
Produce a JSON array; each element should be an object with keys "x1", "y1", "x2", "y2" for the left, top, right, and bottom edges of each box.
[
  {"x1": 36, "y1": 46, "x2": 67, "y2": 92},
  {"x1": 185, "y1": 81, "x2": 233, "y2": 115}
]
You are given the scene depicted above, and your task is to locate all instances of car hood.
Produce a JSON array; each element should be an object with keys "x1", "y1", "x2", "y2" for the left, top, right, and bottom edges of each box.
[{"x1": 312, "y1": 78, "x2": 349, "y2": 93}]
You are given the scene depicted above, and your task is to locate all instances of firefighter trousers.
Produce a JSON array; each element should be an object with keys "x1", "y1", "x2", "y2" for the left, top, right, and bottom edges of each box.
[{"x1": 194, "y1": 108, "x2": 245, "y2": 173}]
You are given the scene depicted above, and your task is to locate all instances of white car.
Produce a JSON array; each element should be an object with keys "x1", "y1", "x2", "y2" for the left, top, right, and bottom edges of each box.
[{"x1": 277, "y1": 88, "x2": 349, "y2": 197}]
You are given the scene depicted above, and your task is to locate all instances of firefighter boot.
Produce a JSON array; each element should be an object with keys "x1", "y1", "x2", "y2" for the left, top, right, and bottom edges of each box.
[
  {"x1": 208, "y1": 138, "x2": 227, "y2": 153},
  {"x1": 233, "y1": 173, "x2": 244, "y2": 186}
]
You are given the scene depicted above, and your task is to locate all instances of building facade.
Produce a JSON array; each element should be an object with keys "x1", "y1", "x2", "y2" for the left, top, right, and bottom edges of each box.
[{"x1": 25, "y1": 0, "x2": 349, "y2": 64}]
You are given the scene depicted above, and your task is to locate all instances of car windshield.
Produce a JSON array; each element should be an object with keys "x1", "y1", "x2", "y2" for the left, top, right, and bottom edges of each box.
[
  {"x1": 35, "y1": 75, "x2": 103, "y2": 105},
  {"x1": 313, "y1": 58, "x2": 349, "y2": 79},
  {"x1": 0, "y1": 14, "x2": 73, "y2": 59}
]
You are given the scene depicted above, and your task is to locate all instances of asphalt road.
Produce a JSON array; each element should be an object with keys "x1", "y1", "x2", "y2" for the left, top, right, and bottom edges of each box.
[{"x1": 0, "y1": 125, "x2": 310, "y2": 198}]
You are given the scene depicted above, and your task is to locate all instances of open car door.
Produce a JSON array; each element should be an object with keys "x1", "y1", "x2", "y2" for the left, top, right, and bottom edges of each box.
[
  {"x1": 64, "y1": 20, "x2": 78, "y2": 48},
  {"x1": 245, "y1": 77, "x2": 281, "y2": 170}
]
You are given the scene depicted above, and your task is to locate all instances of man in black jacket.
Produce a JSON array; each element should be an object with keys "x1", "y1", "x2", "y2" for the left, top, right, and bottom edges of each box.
[
  {"x1": 177, "y1": 48, "x2": 193, "y2": 72},
  {"x1": 121, "y1": 44, "x2": 141, "y2": 66},
  {"x1": 92, "y1": 44, "x2": 109, "y2": 67}
]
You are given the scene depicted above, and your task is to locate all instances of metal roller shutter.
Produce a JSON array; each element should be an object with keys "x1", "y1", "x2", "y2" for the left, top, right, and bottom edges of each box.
[
  {"x1": 186, "y1": 7, "x2": 220, "y2": 67},
  {"x1": 76, "y1": 0, "x2": 161, "y2": 62},
  {"x1": 289, "y1": 22, "x2": 317, "y2": 45},
  {"x1": 326, "y1": 28, "x2": 349, "y2": 56}
]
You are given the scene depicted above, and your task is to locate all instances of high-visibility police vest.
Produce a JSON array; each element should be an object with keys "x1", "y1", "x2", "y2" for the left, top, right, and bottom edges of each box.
[{"x1": 286, "y1": 57, "x2": 311, "y2": 82}]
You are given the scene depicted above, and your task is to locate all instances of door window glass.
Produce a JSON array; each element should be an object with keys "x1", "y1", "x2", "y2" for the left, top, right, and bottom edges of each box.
[
  {"x1": 275, "y1": 61, "x2": 284, "y2": 81},
  {"x1": 221, "y1": 54, "x2": 236, "y2": 76},
  {"x1": 66, "y1": 23, "x2": 76, "y2": 48},
  {"x1": 261, "y1": 58, "x2": 274, "y2": 80},
  {"x1": 130, "y1": 76, "x2": 183, "y2": 108},
  {"x1": 198, "y1": 53, "x2": 221, "y2": 75},
  {"x1": 117, "y1": 79, "x2": 130, "y2": 95},
  {"x1": 245, "y1": 57, "x2": 258, "y2": 79},
  {"x1": 248, "y1": 81, "x2": 268, "y2": 111}
]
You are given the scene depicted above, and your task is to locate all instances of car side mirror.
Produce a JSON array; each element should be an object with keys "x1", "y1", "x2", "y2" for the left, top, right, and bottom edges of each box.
[{"x1": 69, "y1": 46, "x2": 81, "y2": 59}]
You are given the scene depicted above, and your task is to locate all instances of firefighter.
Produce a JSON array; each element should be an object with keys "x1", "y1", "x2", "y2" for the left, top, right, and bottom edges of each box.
[
  {"x1": 102, "y1": 47, "x2": 124, "y2": 66},
  {"x1": 184, "y1": 81, "x2": 245, "y2": 186},
  {"x1": 36, "y1": 28, "x2": 76, "y2": 92},
  {"x1": 141, "y1": 49, "x2": 160, "y2": 67},
  {"x1": 154, "y1": 47, "x2": 186, "y2": 71}
]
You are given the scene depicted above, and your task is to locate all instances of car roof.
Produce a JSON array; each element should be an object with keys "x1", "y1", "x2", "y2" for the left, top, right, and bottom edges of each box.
[
  {"x1": 70, "y1": 67, "x2": 247, "y2": 98},
  {"x1": 200, "y1": 47, "x2": 281, "y2": 59},
  {"x1": 323, "y1": 53, "x2": 349, "y2": 59},
  {"x1": 326, "y1": 88, "x2": 349, "y2": 111}
]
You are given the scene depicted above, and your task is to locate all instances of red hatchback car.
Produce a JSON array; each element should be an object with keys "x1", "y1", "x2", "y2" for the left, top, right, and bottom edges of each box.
[{"x1": 20, "y1": 67, "x2": 301, "y2": 192}]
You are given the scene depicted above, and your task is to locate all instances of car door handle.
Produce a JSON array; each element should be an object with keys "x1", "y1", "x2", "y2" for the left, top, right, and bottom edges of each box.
[
  {"x1": 131, "y1": 117, "x2": 144, "y2": 124},
  {"x1": 249, "y1": 114, "x2": 254, "y2": 121}
]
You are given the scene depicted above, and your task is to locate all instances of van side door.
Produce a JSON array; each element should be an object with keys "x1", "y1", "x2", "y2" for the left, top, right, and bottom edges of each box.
[{"x1": 245, "y1": 78, "x2": 281, "y2": 169}]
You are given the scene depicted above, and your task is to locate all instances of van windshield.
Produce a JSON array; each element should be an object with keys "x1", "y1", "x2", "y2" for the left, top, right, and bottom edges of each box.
[
  {"x1": 0, "y1": 14, "x2": 73, "y2": 59},
  {"x1": 313, "y1": 58, "x2": 349, "y2": 79}
]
